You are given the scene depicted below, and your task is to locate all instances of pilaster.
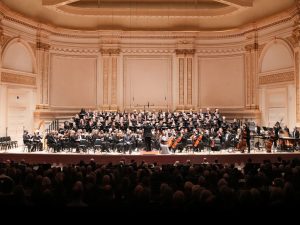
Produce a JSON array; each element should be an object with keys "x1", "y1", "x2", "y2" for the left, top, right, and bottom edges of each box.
[{"x1": 175, "y1": 49, "x2": 195, "y2": 110}]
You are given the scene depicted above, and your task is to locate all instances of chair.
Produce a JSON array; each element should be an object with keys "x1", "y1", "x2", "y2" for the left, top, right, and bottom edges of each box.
[
  {"x1": 94, "y1": 139, "x2": 102, "y2": 153},
  {"x1": 78, "y1": 139, "x2": 88, "y2": 153}
]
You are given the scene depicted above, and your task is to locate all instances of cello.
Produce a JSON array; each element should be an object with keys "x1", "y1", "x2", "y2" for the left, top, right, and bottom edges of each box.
[
  {"x1": 193, "y1": 134, "x2": 203, "y2": 148},
  {"x1": 172, "y1": 135, "x2": 182, "y2": 151}
]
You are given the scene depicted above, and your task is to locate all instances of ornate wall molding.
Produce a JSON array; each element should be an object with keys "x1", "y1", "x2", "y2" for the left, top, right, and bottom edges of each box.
[
  {"x1": 50, "y1": 46, "x2": 100, "y2": 54},
  {"x1": 196, "y1": 47, "x2": 244, "y2": 55},
  {"x1": 121, "y1": 49, "x2": 173, "y2": 54},
  {"x1": 245, "y1": 43, "x2": 259, "y2": 52},
  {"x1": 0, "y1": 34, "x2": 11, "y2": 47},
  {"x1": 175, "y1": 49, "x2": 196, "y2": 56},
  {"x1": 0, "y1": 1, "x2": 298, "y2": 42},
  {"x1": 259, "y1": 71, "x2": 295, "y2": 85},
  {"x1": 100, "y1": 48, "x2": 121, "y2": 56},
  {"x1": 1, "y1": 72, "x2": 36, "y2": 86},
  {"x1": 37, "y1": 41, "x2": 50, "y2": 51}
]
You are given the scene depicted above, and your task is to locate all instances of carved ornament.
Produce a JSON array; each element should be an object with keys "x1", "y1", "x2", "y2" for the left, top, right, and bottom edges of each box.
[
  {"x1": 259, "y1": 71, "x2": 294, "y2": 85},
  {"x1": 100, "y1": 48, "x2": 121, "y2": 55},
  {"x1": 1, "y1": 72, "x2": 36, "y2": 86},
  {"x1": 37, "y1": 41, "x2": 50, "y2": 50},
  {"x1": 51, "y1": 46, "x2": 99, "y2": 53},
  {"x1": 245, "y1": 43, "x2": 258, "y2": 51},
  {"x1": 175, "y1": 49, "x2": 196, "y2": 55}
]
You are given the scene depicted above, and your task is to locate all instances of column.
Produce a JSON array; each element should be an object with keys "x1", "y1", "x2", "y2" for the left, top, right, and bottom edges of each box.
[
  {"x1": 0, "y1": 18, "x2": 7, "y2": 135},
  {"x1": 291, "y1": 19, "x2": 300, "y2": 125},
  {"x1": 102, "y1": 56, "x2": 109, "y2": 109},
  {"x1": 101, "y1": 48, "x2": 120, "y2": 110},
  {"x1": 175, "y1": 49, "x2": 195, "y2": 110},
  {"x1": 245, "y1": 40, "x2": 258, "y2": 110},
  {"x1": 36, "y1": 29, "x2": 50, "y2": 108},
  {"x1": 110, "y1": 55, "x2": 118, "y2": 110}
]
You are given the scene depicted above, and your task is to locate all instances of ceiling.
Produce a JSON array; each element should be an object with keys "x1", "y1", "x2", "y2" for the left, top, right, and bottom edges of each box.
[{"x1": 1, "y1": 0, "x2": 296, "y2": 31}]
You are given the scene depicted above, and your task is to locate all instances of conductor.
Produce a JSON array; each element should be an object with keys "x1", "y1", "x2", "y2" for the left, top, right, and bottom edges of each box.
[{"x1": 143, "y1": 121, "x2": 154, "y2": 151}]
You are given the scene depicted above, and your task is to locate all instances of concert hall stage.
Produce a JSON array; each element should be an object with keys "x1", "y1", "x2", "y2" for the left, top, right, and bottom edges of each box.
[{"x1": 1, "y1": 147, "x2": 300, "y2": 165}]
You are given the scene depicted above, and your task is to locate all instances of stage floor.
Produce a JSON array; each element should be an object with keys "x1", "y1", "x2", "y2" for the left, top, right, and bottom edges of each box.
[{"x1": 1, "y1": 146, "x2": 300, "y2": 165}]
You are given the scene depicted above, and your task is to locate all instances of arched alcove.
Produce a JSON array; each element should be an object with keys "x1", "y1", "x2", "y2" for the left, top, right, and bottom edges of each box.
[
  {"x1": 258, "y1": 39, "x2": 296, "y2": 129},
  {"x1": 260, "y1": 40, "x2": 293, "y2": 73},
  {"x1": 2, "y1": 39, "x2": 36, "y2": 73}
]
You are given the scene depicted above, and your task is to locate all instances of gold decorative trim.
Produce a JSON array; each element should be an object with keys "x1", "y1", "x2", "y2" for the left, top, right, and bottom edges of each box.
[
  {"x1": 259, "y1": 71, "x2": 294, "y2": 85},
  {"x1": 100, "y1": 48, "x2": 121, "y2": 56},
  {"x1": 175, "y1": 49, "x2": 196, "y2": 56},
  {"x1": 1, "y1": 72, "x2": 36, "y2": 86}
]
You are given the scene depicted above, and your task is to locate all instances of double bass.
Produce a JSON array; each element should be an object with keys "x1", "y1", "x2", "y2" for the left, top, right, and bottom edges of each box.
[
  {"x1": 237, "y1": 129, "x2": 247, "y2": 152},
  {"x1": 265, "y1": 130, "x2": 274, "y2": 153}
]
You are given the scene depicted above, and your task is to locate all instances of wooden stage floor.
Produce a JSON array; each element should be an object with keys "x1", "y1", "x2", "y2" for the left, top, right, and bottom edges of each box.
[{"x1": 1, "y1": 146, "x2": 300, "y2": 165}]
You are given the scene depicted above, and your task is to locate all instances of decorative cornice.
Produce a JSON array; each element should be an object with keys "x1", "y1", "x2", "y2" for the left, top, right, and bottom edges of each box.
[
  {"x1": 175, "y1": 49, "x2": 196, "y2": 55},
  {"x1": 196, "y1": 47, "x2": 244, "y2": 55},
  {"x1": 259, "y1": 71, "x2": 294, "y2": 85},
  {"x1": 100, "y1": 48, "x2": 121, "y2": 55},
  {"x1": 1, "y1": 72, "x2": 36, "y2": 86},
  {"x1": 121, "y1": 49, "x2": 173, "y2": 54},
  {"x1": 50, "y1": 46, "x2": 100, "y2": 53},
  {"x1": 0, "y1": 2, "x2": 298, "y2": 41}
]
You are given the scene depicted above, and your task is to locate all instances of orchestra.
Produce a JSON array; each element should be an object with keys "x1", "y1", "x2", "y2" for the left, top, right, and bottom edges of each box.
[{"x1": 20, "y1": 108, "x2": 300, "y2": 154}]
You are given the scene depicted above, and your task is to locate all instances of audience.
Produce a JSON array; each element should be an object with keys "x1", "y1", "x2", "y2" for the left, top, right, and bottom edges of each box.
[{"x1": 0, "y1": 157, "x2": 300, "y2": 213}]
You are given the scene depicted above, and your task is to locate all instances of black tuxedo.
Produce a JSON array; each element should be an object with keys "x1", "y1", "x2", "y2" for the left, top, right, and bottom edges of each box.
[
  {"x1": 292, "y1": 130, "x2": 300, "y2": 139},
  {"x1": 143, "y1": 124, "x2": 154, "y2": 151}
]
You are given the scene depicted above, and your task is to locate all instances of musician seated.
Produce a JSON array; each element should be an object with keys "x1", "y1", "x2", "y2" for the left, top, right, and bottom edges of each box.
[
  {"x1": 160, "y1": 136, "x2": 171, "y2": 154},
  {"x1": 292, "y1": 127, "x2": 299, "y2": 139},
  {"x1": 31, "y1": 130, "x2": 43, "y2": 152},
  {"x1": 23, "y1": 130, "x2": 32, "y2": 151}
]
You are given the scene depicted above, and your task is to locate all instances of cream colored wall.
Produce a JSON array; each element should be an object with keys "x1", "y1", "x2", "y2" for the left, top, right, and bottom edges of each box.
[
  {"x1": 50, "y1": 54, "x2": 97, "y2": 108},
  {"x1": 6, "y1": 87, "x2": 35, "y2": 143},
  {"x1": 2, "y1": 41, "x2": 34, "y2": 73},
  {"x1": 261, "y1": 42, "x2": 293, "y2": 73},
  {"x1": 198, "y1": 55, "x2": 244, "y2": 108},
  {"x1": 123, "y1": 56, "x2": 172, "y2": 110},
  {"x1": 0, "y1": 84, "x2": 35, "y2": 142}
]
